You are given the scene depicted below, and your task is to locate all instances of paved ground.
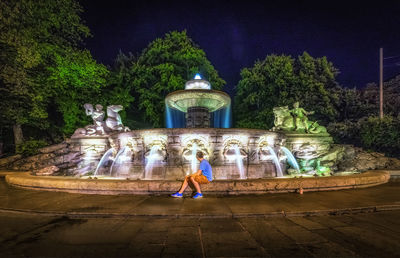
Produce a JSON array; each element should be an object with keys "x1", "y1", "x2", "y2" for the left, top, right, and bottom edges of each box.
[
  {"x1": 0, "y1": 179, "x2": 399, "y2": 218},
  {"x1": 0, "y1": 211, "x2": 399, "y2": 257},
  {"x1": 0, "y1": 179, "x2": 400, "y2": 257}
]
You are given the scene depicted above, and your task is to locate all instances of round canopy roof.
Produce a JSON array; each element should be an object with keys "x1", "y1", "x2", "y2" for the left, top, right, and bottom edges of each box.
[{"x1": 165, "y1": 89, "x2": 231, "y2": 112}]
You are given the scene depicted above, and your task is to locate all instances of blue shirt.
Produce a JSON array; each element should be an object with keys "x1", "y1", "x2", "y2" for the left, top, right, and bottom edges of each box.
[{"x1": 199, "y1": 159, "x2": 213, "y2": 181}]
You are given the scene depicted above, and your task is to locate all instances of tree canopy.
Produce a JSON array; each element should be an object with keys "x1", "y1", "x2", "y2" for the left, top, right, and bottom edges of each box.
[
  {"x1": 0, "y1": 0, "x2": 109, "y2": 146},
  {"x1": 124, "y1": 31, "x2": 226, "y2": 128},
  {"x1": 234, "y1": 52, "x2": 339, "y2": 129}
]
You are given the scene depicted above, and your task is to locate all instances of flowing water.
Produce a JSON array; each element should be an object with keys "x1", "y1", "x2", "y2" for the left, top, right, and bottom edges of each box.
[
  {"x1": 266, "y1": 146, "x2": 283, "y2": 177},
  {"x1": 145, "y1": 145, "x2": 160, "y2": 179},
  {"x1": 234, "y1": 145, "x2": 246, "y2": 179},
  {"x1": 191, "y1": 143, "x2": 198, "y2": 174},
  {"x1": 109, "y1": 146, "x2": 131, "y2": 177},
  {"x1": 281, "y1": 146, "x2": 300, "y2": 173},
  {"x1": 94, "y1": 148, "x2": 115, "y2": 176}
]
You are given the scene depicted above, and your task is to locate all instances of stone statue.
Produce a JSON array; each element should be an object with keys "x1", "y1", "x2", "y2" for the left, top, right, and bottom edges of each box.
[
  {"x1": 290, "y1": 102, "x2": 314, "y2": 133},
  {"x1": 272, "y1": 103, "x2": 327, "y2": 134},
  {"x1": 272, "y1": 106, "x2": 294, "y2": 131},
  {"x1": 84, "y1": 104, "x2": 106, "y2": 135},
  {"x1": 72, "y1": 104, "x2": 130, "y2": 137},
  {"x1": 105, "y1": 105, "x2": 130, "y2": 132}
]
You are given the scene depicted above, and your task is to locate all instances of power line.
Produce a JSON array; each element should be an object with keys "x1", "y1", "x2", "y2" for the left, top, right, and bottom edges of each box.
[{"x1": 383, "y1": 55, "x2": 400, "y2": 60}]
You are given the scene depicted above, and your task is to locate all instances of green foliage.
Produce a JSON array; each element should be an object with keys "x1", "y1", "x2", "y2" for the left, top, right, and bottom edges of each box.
[
  {"x1": 295, "y1": 52, "x2": 339, "y2": 122},
  {"x1": 46, "y1": 49, "x2": 109, "y2": 135},
  {"x1": 0, "y1": 0, "x2": 109, "y2": 146},
  {"x1": 235, "y1": 54, "x2": 295, "y2": 129},
  {"x1": 102, "y1": 51, "x2": 136, "y2": 128},
  {"x1": 360, "y1": 116, "x2": 400, "y2": 157},
  {"x1": 128, "y1": 30, "x2": 225, "y2": 127},
  {"x1": 327, "y1": 120, "x2": 362, "y2": 146},
  {"x1": 16, "y1": 139, "x2": 48, "y2": 157},
  {"x1": 328, "y1": 116, "x2": 400, "y2": 158},
  {"x1": 234, "y1": 52, "x2": 339, "y2": 129}
]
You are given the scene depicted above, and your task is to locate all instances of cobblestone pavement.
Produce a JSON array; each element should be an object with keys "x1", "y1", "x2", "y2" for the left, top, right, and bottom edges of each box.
[
  {"x1": 0, "y1": 211, "x2": 399, "y2": 257},
  {"x1": 0, "y1": 179, "x2": 399, "y2": 218},
  {"x1": 0, "y1": 178, "x2": 400, "y2": 257}
]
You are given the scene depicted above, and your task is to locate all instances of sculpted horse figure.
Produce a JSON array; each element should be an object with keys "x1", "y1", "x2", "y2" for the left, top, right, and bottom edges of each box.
[
  {"x1": 272, "y1": 105, "x2": 327, "y2": 134},
  {"x1": 272, "y1": 106, "x2": 294, "y2": 131},
  {"x1": 105, "y1": 105, "x2": 130, "y2": 132}
]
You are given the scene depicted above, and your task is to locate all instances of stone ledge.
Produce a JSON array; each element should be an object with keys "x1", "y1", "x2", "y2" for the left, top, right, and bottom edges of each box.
[{"x1": 5, "y1": 170, "x2": 390, "y2": 195}]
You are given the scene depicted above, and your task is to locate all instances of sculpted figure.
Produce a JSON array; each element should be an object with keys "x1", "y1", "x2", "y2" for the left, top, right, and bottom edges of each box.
[
  {"x1": 106, "y1": 105, "x2": 130, "y2": 132},
  {"x1": 105, "y1": 105, "x2": 130, "y2": 132},
  {"x1": 272, "y1": 106, "x2": 294, "y2": 131},
  {"x1": 273, "y1": 103, "x2": 327, "y2": 134},
  {"x1": 290, "y1": 102, "x2": 314, "y2": 133},
  {"x1": 84, "y1": 104, "x2": 106, "y2": 135},
  {"x1": 72, "y1": 103, "x2": 130, "y2": 137}
]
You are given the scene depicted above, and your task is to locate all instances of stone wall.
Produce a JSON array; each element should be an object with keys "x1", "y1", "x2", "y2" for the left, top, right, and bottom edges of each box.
[
  {"x1": 2, "y1": 132, "x2": 400, "y2": 178},
  {"x1": 0, "y1": 141, "x2": 82, "y2": 175},
  {"x1": 337, "y1": 145, "x2": 400, "y2": 172}
]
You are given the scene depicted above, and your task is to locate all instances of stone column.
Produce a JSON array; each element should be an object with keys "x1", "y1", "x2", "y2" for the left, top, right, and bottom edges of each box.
[{"x1": 186, "y1": 107, "x2": 210, "y2": 128}]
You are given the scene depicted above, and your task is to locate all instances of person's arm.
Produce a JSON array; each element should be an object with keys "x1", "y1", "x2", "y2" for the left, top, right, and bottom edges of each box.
[
  {"x1": 301, "y1": 108, "x2": 314, "y2": 115},
  {"x1": 194, "y1": 169, "x2": 202, "y2": 176},
  {"x1": 195, "y1": 160, "x2": 204, "y2": 176}
]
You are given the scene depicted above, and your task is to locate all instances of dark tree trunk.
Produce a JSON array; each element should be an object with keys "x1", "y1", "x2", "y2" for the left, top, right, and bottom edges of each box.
[{"x1": 13, "y1": 124, "x2": 24, "y2": 151}]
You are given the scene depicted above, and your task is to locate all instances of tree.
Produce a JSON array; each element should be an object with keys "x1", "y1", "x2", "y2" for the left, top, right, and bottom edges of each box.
[
  {"x1": 294, "y1": 52, "x2": 339, "y2": 123},
  {"x1": 128, "y1": 31, "x2": 226, "y2": 127},
  {"x1": 234, "y1": 52, "x2": 340, "y2": 129},
  {"x1": 234, "y1": 54, "x2": 296, "y2": 129},
  {"x1": 45, "y1": 48, "x2": 109, "y2": 135},
  {"x1": 102, "y1": 51, "x2": 136, "y2": 128},
  {"x1": 0, "y1": 0, "x2": 108, "y2": 148}
]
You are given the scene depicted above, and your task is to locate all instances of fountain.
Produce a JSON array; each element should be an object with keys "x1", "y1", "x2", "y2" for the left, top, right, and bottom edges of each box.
[
  {"x1": 265, "y1": 146, "x2": 283, "y2": 177},
  {"x1": 280, "y1": 147, "x2": 300, "y2": 174},
  {"x1": 165, "y1": 73, "x2": 231, "y2": 128},
  {"x1": 94, "y1": 148, "x2": 115, "y2": 176},
  {"x1": 4, "y1": 74, "x2": 390, "y2": 195},
  {"x1": 190, "y1": 143, "x2": 198, "y2": 174},
  {"x1": 70, "y1": 74, "x2": 287, "y2": 180},
  {"x1": 145, "y1": 145, "x2": 161, "y2": 179},
  {"x1": 233, "y1": 145, "x2": 246, "y2": 179}
]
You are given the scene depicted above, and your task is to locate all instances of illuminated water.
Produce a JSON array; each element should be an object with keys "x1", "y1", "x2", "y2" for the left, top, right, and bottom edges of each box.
[
  {"x1": 191, "y1": 143, "x2": 198, "y2": 174},
  {"x1": 213, "y1": 105, "x2": 231, "y2": 128},
  {"x1": 165, "y1": 103, "x2": 231, "y2": 128},
  {"x1": 145, "y1": 145, "x2": 160, "y2": 179},
  {"x1": 110, "y1": 146, "x2": 131, "y2": 177},
  {"x1": 165, "y1": 105, "x2": 185, "y2": 128},
  {"x1": 234, "y1": 145, "x2": 246, "y2": 179},
  {"x1": 281, "y1": 147, "x2": 300, "y2": 173},
  {"x1": 266, "y1": 146, "x2": 283, "y2": 177},
  {"x1": 94, "y1": 148, "x2": 114, "y2": 176}
]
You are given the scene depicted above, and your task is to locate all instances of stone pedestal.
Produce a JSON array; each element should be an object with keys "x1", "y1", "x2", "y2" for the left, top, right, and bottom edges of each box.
[
  {"x1": 283, "y1": 132, "x2": 337, "y2": 174},
  {"x1": 186, "y1": 107, "x2": 210, "y2": 128}
]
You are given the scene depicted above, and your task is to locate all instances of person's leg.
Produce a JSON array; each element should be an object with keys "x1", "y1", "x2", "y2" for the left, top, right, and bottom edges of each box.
[
  {"x1": 190, "y1": 176, "x2": 201, "y2": 194},
  {"x1": 178, "y1": 176, "x2": 190, "y2": 193}
]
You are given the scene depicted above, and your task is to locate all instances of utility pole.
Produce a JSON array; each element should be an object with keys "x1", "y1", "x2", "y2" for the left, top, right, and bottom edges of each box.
[{"x1": 379, "y1": 48, "x2": 384, "y2": 119}]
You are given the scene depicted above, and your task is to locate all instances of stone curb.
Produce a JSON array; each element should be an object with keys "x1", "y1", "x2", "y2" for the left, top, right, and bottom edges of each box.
[
  {"x1": 0, "y1": 204, "x2": 399, "y2": 219},
  {"x1": 4, "y1": 170, "x2": 391, "y2": 195}
]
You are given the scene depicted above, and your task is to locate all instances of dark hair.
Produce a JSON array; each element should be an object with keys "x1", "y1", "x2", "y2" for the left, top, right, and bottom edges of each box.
[{"x1": 196, "y1": 151, "x2": 204, "y2": 159}]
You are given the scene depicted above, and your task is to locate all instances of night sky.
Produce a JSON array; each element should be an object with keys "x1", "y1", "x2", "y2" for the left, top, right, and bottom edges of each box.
[{"x1": 79, "y1": 0, "x2": 400, "y2": 93}]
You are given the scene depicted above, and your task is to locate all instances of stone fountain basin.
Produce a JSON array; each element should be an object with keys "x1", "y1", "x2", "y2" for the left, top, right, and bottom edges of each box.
[
  {"x1": 5, "y1": 171, "x2": 390, "y2": 195},
  {"x1": 73, "y1": 128, "x2": 286, "y2": 180}
]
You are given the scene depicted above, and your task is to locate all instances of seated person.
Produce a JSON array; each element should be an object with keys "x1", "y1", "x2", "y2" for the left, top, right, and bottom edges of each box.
[{"x1": 171, "y1": 151, "x2": 212, "y2": 199}]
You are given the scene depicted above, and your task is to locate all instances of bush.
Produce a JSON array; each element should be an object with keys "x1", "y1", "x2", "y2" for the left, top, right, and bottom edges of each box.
[
  {"x1": 16, "y1": 139, "x2": 48, "y2": 157},
  {"x1": 328, "y1": 116, "x2": 400, "y2": 158},
  {"x1": 360, "y1": 116, "x2": 400, "y2": 157},
  {"x1": 327, "y1": 120, "x2": 362, "y2": 146}
]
